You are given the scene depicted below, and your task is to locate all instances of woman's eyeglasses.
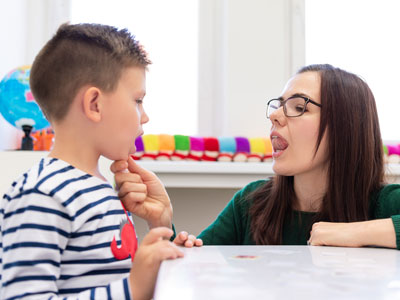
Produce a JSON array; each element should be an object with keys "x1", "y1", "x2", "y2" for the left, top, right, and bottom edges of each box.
[{"x1": 266, "y1": 95, "x2": 322, "y2": 119}]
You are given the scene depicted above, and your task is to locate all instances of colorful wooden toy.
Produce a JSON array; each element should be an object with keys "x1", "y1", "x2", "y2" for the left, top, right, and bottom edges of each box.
[
  {"x1": 233, "y1": 137, "x2": 250, "y2": 162},
  {"x1": 187, "y1": 137, "x2": 204, "y2": 161},
  {"x1": 171, "y1": 135, "x2": 190, "y2": 160},
  {"x1": 156, "y1": 134, "x2": 175, "y2": 161},
  {"x1": 201, "y1": 137, "x2": 219, "y2": 161},
  {"x1": 217, "y1": 136, "x2": 236, "y2": 162}
]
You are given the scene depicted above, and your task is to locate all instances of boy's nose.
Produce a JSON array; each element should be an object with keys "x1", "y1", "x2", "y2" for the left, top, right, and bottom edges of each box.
[{"x1": 141, "y1": 110, "x2": 149, "y2": 124}]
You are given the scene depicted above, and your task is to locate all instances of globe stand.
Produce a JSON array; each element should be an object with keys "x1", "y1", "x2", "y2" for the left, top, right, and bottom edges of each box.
[{"x1": 21, "y1": 125, "x2": 33, "y2": 150}]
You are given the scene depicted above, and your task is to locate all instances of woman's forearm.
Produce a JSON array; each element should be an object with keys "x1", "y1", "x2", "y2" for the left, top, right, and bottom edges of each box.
[
  {"x1": 309, "y1": 218, "x2": 397, "y2": 248},
  {"x1": 359, "y1": 218, "x2": 397, "y2": 248}
]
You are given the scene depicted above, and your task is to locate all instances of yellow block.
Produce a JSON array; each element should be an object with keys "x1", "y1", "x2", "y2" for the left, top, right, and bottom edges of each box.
[
  {"x1": 249, "y1": 137, "x2": 266, "y2": 154},
  {"x1": 142, "y1": 134, "x2": 160, "y2": 151}
]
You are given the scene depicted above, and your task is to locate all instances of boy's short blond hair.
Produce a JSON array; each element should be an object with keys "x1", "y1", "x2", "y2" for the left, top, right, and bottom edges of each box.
[{"x1": 30, "y1": 23, "x2": 151, "y2": 122}]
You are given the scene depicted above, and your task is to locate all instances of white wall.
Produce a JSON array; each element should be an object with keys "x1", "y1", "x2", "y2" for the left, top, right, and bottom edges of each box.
[
  {"x1": 0, "y1": 0, "x2": 27, "y2": 149},
  {"x1": 0, "y1": 0, "x2": 70, "y2": 150},
  {"x1": 198, "y1": 0, "x2": 305, "y2": 137},
  {"x1": 0, "y1": 0, "x2": 304, "y2": 149}
]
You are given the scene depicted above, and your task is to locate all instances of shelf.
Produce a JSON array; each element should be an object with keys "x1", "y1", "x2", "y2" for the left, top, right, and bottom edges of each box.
[
  {"x1": 133, "y1": 161, "x2": 274, "y2": 189},
  {"x1": 0, "y1": 151, "x2": 274, "y2": 191},
  {"x1": 1, "y1": 151, "x2": 400, "y2": 193}
]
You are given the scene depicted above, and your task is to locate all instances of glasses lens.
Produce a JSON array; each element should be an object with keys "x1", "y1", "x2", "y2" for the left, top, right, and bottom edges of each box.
[
  {"x1": 267, "y1": 99, "x2": 281, "y2": 118},
  {"x1": 285, "y1": 97, "x2": 306, "y2": 117}
]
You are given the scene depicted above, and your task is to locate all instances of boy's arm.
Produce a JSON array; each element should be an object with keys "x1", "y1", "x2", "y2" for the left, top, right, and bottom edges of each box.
[
  {"x1": 112, "y1": 157, "x2": 172, "y2": 228},
  {"x1": 129, "y1": 227, "x2": 184, "y2": 300},
  {"x1": 1, "y1": 192, "x2": 133, "y2": 299}
]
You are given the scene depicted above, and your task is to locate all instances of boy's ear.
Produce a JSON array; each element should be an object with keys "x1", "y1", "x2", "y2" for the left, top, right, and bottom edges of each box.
[{"x1": 82, "y1": 87, "x2": 103, "y2": 122}]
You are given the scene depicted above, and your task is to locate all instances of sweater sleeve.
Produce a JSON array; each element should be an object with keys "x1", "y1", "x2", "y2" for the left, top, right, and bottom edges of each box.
[
  {"x1": 169, "y1": 223, "x2": 177, "y2": 241},
  {"x1": 197, "y1": 180, "x2": 266, "y2": 245},
  {"x1": 374, "y1": 184, "x2": 400, "y2": 250},
  {"x1": 391, "y1": 215, "x2": 400, "y2": 250}
]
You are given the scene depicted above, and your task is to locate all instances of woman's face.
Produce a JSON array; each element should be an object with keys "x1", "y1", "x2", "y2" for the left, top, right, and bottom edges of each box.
[{"x1": 269, "y1": 71, "x2": 328, "y2": 177}]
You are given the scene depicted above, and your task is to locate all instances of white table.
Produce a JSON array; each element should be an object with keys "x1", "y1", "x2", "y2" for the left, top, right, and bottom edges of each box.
[{"x1": 154, "y1": 245, "x2": 400, "y2": 300}]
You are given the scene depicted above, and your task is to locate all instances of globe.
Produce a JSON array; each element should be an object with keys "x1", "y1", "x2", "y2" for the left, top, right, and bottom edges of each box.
[{"x1": 0, "y1": 65, "x2": 50, "y2": 131}]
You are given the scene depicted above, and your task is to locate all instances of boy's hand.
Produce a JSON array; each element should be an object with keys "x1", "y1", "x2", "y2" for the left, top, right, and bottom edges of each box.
[
  {"x1": 173, "y1": 231, "x2": 203, "y2": 248},
  {"x1": 111, "y1": 157, "x2": 172, "y2": 229},
  {"x1": 129, "y1": 227, "x2": 184, "y2": 300}
]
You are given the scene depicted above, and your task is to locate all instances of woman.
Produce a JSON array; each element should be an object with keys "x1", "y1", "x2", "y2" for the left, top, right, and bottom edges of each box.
[{"x1": 197, "y1": 64, "x2": 400, "y2": 248}]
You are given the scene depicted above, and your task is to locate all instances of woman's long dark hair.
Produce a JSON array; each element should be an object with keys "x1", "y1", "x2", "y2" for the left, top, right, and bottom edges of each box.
[{"x1": 250, "y1": 64, "x2": 385, "y2": 245}]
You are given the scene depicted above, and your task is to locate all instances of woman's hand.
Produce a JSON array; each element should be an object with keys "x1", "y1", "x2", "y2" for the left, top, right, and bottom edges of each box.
[
  {"x1": 111, "y1": 157, "x2": 173, "y2": 229},
  {"x1": 173, "y1": 231, "x2": 203, "y2": 248},
  {"x1": 308, "y1": 218, "x2": 396, "y2": 248}
]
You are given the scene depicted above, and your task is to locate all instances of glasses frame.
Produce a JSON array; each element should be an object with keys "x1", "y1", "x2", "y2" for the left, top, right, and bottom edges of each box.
[{"x1": 266, "y1": 95, "x2": 322, "y2": 119}]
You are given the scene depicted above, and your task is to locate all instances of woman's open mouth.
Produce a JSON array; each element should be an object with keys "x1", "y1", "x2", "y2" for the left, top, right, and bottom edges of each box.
[{"x1": 271, "y1": 134, "x2": 289, "y2": 158}]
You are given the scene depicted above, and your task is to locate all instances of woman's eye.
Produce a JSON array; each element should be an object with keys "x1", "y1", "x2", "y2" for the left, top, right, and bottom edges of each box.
[
  {"x1": 295, "y1": 106, "x2": 304, "y2": 112},
  {"x1": 136, "y1": 99, "x2": 143, "y2": 105}
]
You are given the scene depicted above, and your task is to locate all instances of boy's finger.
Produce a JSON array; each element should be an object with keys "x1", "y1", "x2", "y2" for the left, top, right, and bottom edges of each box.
[
  {"x1": 165, "y1": 243, "x2": 185, "y2": 259},
  {"x1": 141, "y1": 227, "x2": 174, "y2": 245},
  {"x1": 156, "y1": 241, "x2": 185, "y2": 260},
  {"x1": 110, "y1": 160, "x2": 128, "y2": 174}
]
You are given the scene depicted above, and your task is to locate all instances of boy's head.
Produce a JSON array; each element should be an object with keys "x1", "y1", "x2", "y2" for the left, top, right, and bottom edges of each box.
[
  {"x1": 30, "y1": 23, "x2": 151, "y2": 161},
  {"x1": 30, "y1": 23, "x2": 151, "y2": 123}
]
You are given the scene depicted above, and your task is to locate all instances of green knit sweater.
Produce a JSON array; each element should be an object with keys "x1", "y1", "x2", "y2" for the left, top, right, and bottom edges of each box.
[{"x1": 198, "y1": 180, "x2": 400, "y2": 249}]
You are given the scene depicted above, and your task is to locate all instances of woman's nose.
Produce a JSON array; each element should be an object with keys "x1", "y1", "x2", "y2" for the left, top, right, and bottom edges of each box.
[{"x1": 269, "y1": 106, "x2": 286, "y2": 127}]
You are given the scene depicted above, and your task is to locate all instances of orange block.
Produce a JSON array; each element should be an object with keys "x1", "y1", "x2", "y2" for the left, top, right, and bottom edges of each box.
[{"x1": 159, "y1": 134, "x2": 175, "y2": 152}]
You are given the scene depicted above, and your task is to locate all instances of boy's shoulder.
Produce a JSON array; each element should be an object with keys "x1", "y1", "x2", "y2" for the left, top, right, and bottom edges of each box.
[
  {"x1": 4, "y1": 157, "x2": 109, "y2": 203},
  {"x1": 6, "y1": 157, "x2": 68, "y2": 198},
  {"x1": 3, "y1": 157, "x2": 116, "y2": 223}
]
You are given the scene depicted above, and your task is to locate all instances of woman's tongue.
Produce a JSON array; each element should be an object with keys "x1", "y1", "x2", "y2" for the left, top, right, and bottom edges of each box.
[{"x1": 272, "y1": 137, "x2": 289, "y2": 152}]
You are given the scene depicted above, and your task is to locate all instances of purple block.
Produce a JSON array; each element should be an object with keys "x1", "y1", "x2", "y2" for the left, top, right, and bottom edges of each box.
[
  {"x1": 135, "y1": 136, "x2": 144, "y2": 152},
  {"x1": 235, "y1": 137, "x2": 250, "y2": 153}
]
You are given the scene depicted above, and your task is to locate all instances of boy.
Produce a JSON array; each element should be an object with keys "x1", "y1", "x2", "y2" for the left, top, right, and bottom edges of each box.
[{"x1": 0, "y1": 23, "x2": 190, "y2": 300}]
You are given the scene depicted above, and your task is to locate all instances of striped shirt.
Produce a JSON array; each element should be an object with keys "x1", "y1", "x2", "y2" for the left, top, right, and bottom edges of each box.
[{"x1": 0, "y1": 157, "x2": 134, "y2": 299}]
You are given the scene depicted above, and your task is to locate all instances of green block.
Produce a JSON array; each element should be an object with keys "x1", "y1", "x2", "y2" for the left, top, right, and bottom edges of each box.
[{"x1": 174, "y1": 135, "x2": 190, "y2": 150}]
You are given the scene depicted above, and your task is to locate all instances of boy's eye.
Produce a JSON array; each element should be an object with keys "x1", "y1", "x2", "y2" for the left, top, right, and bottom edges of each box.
[{"x1": 136, "y1": 99, "x2": 143, "y2": 105}]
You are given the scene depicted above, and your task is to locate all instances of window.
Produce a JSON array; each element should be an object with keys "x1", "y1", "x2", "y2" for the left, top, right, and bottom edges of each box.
[
  {"x1": 70, "y1": 0, "x2": 198, "y2": 135},
  {"x1": 305, "y1": 0, "x2": 400, "y2": 141}
]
